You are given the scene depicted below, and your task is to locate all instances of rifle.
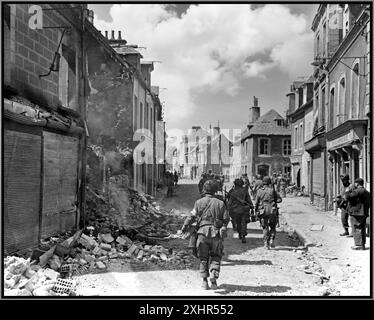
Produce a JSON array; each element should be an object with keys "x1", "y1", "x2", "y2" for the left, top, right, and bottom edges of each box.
[{"x1": 272, "y1": 182, "x2": 280, "y2": 227}]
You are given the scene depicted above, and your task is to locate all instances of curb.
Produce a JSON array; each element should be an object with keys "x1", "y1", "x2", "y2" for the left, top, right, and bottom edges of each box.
[{"x1": 281, "y1": 213, "x2": 314, "y2": 248}]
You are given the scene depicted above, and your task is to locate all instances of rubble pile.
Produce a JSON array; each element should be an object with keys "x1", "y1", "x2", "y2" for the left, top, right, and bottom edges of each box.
[{"x1": 4, "y1": 256, "x2": 76, "y2": 296}]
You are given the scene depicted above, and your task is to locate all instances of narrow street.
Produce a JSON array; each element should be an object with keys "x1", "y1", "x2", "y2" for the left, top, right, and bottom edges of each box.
[{"x1": 74, "y1": 180, "x2": 332, "y2": 296}]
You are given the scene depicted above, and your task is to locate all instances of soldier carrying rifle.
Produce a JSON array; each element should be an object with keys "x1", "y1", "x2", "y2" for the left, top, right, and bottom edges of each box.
[{"x1": 254, "y1": 176, "x2": 282, "y2": 249}]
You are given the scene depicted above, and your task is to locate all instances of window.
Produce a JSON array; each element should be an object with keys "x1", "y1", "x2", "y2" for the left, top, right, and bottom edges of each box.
[
  {"x1": 338, "y1": 77, "x2": 346, "y2": 124},
  {"x1": 329, "y1": 86, "x2": 335, "y2": 130},
  {"x1": 351, "y1": 63, "x2": 359, "y2": 119},
  {"x1": 139, "y1": 102, "x2": 143, "y2": 129},
  {"x1": 277, "y1": 119, "x2": 284, "y2": 127},
  {"x1": 294, "y1": 126, "x2": 298, "y2": 150},
  {"x1": 322, "y1": 21, "x2": 327, "y2": 57},
  {"x1": 299, "y1": 123, "x2": 303, "y2": 148},
  {"x1": 60, "y1": 44, "x2": 77, "y2": 109},
  {"x1": 145, "y1": 102, "x2": 149, "y2": 129},
  {"x1": 283, "y1": 139, "x2": 291, "y2": 156},
  {"x1": 321, "y1": 86, "x2": 325, "y2": 126},
  {"x1": 134, "y1": 96, "x2": 138, "y2": 130},
  {"x1": 284, "y1": 166, "x2": 291, "y2": 175},
  {"x1": 259, "y1": 138, "x2": 270, "y2": 155},
  {"x1": 245, "y1": 140, "x2": 248, "y2": 155},
  {"x1": 150, "y1": 107, "x2": 154, "y2": 133}
]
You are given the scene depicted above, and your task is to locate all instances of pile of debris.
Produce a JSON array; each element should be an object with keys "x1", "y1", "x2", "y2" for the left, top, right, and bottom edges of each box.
[{"x1": 4, "y1": 256, "x2": 76, "y2": 296}]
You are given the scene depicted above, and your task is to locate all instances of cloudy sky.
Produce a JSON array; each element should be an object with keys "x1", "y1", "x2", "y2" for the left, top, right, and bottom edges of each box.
[{"x1": 88, "y1": 3, "x2": 318, "y2": 133}]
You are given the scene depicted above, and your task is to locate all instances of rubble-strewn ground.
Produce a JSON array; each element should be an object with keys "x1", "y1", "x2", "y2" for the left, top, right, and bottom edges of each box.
[
  {"x1": 73, "y1": 180, "x2": 337, "y2": 296},
  {"x1": 6, "y1": 179, "x2": 368, "y2": 297}
]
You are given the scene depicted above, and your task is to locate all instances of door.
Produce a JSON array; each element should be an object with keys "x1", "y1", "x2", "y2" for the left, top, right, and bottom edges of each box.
[
  {"x1": 4, "y1": 128, "x2": 41, "y2": 253},
  {"x1": 257, "y1": 164, "x2": 269, "y2": 177}
]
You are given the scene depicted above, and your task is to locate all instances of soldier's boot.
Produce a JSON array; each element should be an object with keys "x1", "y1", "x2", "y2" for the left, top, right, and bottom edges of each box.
[
  {"x1": 202, "y1": 278, "x2": 209, "y2": 290},
  {"x1": 241, "y1": 236, "x2": 246, "y2": 243},
  {"x1": 209, "y1": 278, "x2": 218, "y2": 290},
  {"x1": 269, "y1": 239, "x2": 275, "y2": 248}
]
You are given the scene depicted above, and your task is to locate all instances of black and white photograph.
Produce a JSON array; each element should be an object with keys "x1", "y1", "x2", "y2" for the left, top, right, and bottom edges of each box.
[{"x1": 1, "y1": 1, "x2": 372, "y2": 301}]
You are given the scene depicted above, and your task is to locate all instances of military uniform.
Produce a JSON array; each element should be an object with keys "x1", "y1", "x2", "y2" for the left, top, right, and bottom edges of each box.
[
  {"x1": 198, "y1": 178, "x2": 206, "y2": 195},
  {"x1": 228, "y1": 186, "x2": 253, "y2": 241},
  {"x1": 254, "y1": 183, "x2": 282, "y2": 248},
  {"x1": 345, "y1": 184, "x2": 371, "y2": 248},
  {"x1": 182, "y1": 194, "x2": 229, "y2": 282}
]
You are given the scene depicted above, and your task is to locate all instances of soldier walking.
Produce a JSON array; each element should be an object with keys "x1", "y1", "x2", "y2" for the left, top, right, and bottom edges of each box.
[
  {"x1": 181, "y1": 180, "x2": 229, "y2": 290},
  {"x1": 254, "y1": 176, "x2": 282, "y2": 249},
  {"x1": 227, "y1": 179, "x2": 253, "y2": 243}
]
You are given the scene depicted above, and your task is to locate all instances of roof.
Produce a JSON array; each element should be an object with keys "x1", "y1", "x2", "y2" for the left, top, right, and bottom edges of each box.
[
  {"x1": 242, "y1": 109, "x2": 291, "y2": 140},
  {"x1": 116, "y1": 46, "x2": 143, "y2": 57},
  {"x1": 257, "y1": 109, "x2": 285, "y2": 122}
]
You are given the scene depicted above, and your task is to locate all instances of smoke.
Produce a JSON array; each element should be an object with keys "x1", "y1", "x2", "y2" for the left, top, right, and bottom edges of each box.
[{"x1": 92, "y1": 4, "x2": 313, "y2": 124}]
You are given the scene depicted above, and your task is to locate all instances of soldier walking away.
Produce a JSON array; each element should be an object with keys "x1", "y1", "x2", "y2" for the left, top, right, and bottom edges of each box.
[
  {"x1": 254, "y1": 176, "x2": 282, "y2": 249},
  {"x1": 181, "y1": 180, "x2": 229, "y2": 290},
  {"x1": 252, "y1": 174, "x2": 263, "y2": 199},
  {"x1": 198, "y1": 173, "x2": 207, "y2": 196},
  {"x1": 241, "y1": 173, "x2": 250, "y2": 191},
  {"x1": 166, "y1": 171, "x2": 174, "y2": 197},
  {"x1": 279, "y1": 174, "x2": 287, "y2": 198},
  {"x1": 227, "y1": 179, "x2": 253, "y2": 243},
  {"x1": 174, "y1": 170, "x2": 179, "y2": 187},
  {"x1": 345, "y1": 178, "x2": 371, "y2": 250},
  {"x1": 336, "y1": 174, "x2": 353, "y2": 237}
]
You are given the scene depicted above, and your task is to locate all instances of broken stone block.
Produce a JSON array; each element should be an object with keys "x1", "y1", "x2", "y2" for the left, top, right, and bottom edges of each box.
[
  {"x1": 49, "y1": 255, "x2": 61, "y2": 271},
  {"x1": 43, "y1": 268, "x2": 60, "y2": 281},
  {"x1": 98, "y1": 233, "x2": 114, "y2": 244},
  {"x1": 79, "y1": 259, "x2": 88, "y2": 265},
  {"x1": 92, "y1": 246, "x2": 101, "y2": 256},
  {"x1": 96, "y1": 261, "x2": 106, "y2": 270},
  {"x1": 109, "y1": 253, "x2": 118, "y2": 259},
  {"x1": 84, "y1": 255, "x2": 96, "y2": 263},
  {"x1": 160, "y1": 253, "x2": 168, "y2": 261},
  {"x1": 79, "y1": 234, "x2": 98, "y2": 250},
  {"x1": 116, "y1": 235, "x2": 132, "y2": 246},
  {"x1": 99, "y1": 243, "x2": 112, "y2": 251},
  {"x1": 137, "y1": 250, "x2": 144, "y2": 260},
  {"x1": 97, "y1": 256, "x2": 108, "y2": 262},
  {"x1": 126, "y1": 244, "x2": 138, "y2": 255},
  {"x1": 24, "y1": 268, "x2": 36, "y2": 279}
]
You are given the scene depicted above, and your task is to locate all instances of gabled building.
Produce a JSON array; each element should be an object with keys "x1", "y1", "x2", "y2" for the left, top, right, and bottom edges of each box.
[{"x1": 241, "y1": 97, "x2": 291, "y2": 180}]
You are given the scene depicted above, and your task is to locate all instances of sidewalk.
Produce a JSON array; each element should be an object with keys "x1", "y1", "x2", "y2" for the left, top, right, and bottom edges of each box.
[{"x1": 280, "y1": 196, "x2": 371, "y2": 296}]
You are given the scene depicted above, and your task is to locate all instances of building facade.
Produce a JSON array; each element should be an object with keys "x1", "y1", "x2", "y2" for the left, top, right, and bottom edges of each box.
[
  {"x1": 287, "y1": 78, "x2": 314, "y2": 194},
  {"x1": 241, "y1": 98, "x2": 291, "y2": 181},
  {"x1": 3, "y1": 4, "x2": 89, "y2": 253},
  {"x1": 309, "y1": 3, "x2": 370, "y2": 211}
]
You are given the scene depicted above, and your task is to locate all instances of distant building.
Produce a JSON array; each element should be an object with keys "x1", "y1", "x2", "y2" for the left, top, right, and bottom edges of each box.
[
  {"x1": 241, "y1": 97, "x2": 291, "y2": 181},
  {"x1": 175, "y1": 126, "x2": 232, "y2": 179},
  {"x1": 286, "y1": 77, "x2": 314, "y2": 194}
]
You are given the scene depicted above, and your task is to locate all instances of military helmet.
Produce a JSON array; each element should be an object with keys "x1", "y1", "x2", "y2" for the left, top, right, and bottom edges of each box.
[
  {"x1": 262, "y1": 176, "x2": 272, "y2": 185},
  {"x1": 203, "y1": 179, "x2": 218, "y2": 194},
  {"x1": 355, "y1": 178, "x2": 364, "y2": 186},
  {"x1": 234, "y1": 178, "x2": 244, "y2": 187}
]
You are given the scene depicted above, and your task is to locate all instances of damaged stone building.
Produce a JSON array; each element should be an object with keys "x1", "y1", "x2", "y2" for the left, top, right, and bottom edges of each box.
[
  {"x1": 3, "y1": 3, "x2": 166, "y2": 255},
  {"x1": 3, "y1": 3, "x2": 90, "y2": 253},
  {"x1": 85, "y1": 26, "x2": 165, "y2": 197}
]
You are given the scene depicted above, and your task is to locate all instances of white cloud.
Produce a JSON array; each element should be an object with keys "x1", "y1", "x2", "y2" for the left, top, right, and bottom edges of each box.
[{"x1": 92, "y1": 4, "x2": 313, "y2": 124}]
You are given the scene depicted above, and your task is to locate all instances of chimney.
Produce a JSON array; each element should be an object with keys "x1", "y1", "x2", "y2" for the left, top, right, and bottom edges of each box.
[
  {"x1": 249, "y1": 96, "x2": 260, "y2": 123},
  {"x1": 118, "y1": 30, "x2": 122, "y2": 40},
  {"x1": 105, "y1": 31, "x2": 108, "y2": 38},
  {"x1": 111, "y1": 30, "x2": 115, "y2": 40},
  {"x1": 87, "y1": 10, "x2": 94, "y2": 24}
]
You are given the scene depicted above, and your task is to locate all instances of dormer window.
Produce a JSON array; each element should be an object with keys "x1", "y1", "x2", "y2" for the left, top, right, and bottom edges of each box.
[{"x1": 276, "y1": 119, "x2": 284, "y2": 127}]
